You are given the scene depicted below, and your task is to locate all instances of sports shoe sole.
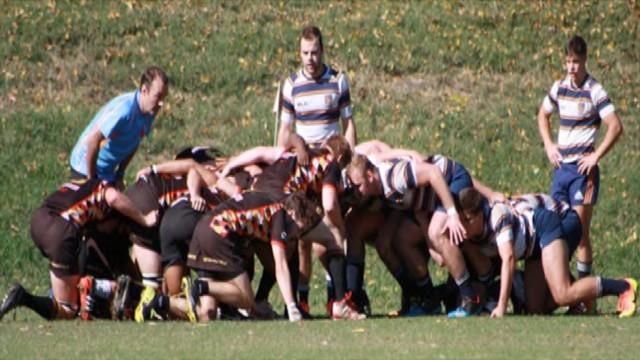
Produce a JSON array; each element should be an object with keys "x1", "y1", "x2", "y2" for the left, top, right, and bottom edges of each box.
[
  {"x1": 182, "y1": 277, "x2": 198, "y2": 323},
  {"x1": 619, "y1": 278, "x2": 638, "y2": 318},
  {"x1": 0, "y1": 284, "x2": 25, "y2": 321}
]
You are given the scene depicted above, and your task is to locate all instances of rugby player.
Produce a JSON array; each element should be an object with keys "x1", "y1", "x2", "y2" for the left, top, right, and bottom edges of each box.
[{"x1": 537, "y1": 35, "x2": 623, "y2": 312}]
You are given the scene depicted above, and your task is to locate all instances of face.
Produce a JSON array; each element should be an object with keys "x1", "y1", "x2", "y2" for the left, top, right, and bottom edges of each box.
[
  {"x1": 299, "y1": 37, "x2": 323, "y2": 78},
  {"x1": 349, "y1": 169, "x2": 380, "y2": 198},
  {"x1": 565, "y1": 53, "x2": 587, "y2": 85},
  {"x1": 460, "y1": 210, "x2": 484, "y2": 240},
  {"x1": 139, "y1": 77, "x2": 168, "y2": 115}
]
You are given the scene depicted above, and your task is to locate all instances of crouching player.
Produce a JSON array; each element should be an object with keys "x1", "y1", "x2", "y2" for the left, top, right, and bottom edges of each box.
[
  {"x1": 457, "y1": 187, "x2": 636, "y2": 318},
  {"x1": 137, "y1": 192, "x2": 322, "y2": 323},
  {"x1": 0, "y1": 178, "x2": 157, "y2": 321}
]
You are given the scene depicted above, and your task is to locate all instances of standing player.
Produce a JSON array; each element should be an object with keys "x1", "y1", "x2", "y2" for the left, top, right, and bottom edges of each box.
[
  {"x1": 275, "y1": 25, "x2": 357, "y2": 309},
  {"x1": 0, "y1": 179, "x2": 157, "y2": 321},
  {"x1": 537, "y1": 36, "x2": 623, "y2": 309},
  {"x1": 69, "y1": 66, "x2": 168, "y2": 184}
]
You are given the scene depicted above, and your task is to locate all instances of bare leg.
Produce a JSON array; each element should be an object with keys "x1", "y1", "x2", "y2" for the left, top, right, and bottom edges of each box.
[
  {"x1": 573, "y1": 204, "x2": 594, "y2": 277},
  {"x1": 133, "y1": 244, "x2": 163, "y2": 289},
  {"x1": 164, "y1": 263, "x2": 186, "y2": 296},
  {"x1": 542, "y1": 240, "x2": 598, "y2": 307}
]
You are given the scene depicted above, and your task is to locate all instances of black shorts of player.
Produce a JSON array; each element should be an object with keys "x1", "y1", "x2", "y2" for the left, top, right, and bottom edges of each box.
[
  {"x1": 125, "y1": 180, "x2": 161, "y2": 252},
  {"x1": 81, "y1": 220, "x2": 133, "y2": 279},
  {"x1": 30, "y1": 207, "x2": 81, "y2": 277},
  {"x1": 187, "y1": 214, "x2": 251, "y2": 282},
  {"x1": 160, "y1": 200, "x2": 205, "y2": 268}
]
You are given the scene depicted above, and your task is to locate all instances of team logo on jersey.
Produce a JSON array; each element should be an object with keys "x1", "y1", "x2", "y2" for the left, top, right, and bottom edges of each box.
[
  {"x1": 281, "y1": 231, "x2": 287, "y2": 240},
  {"x1": 574, "y1": 191, "x2": 584, "y2": 202},
  {"x1": 577, "y1": 102, "x2": 585, "y2": 113},
  {"x1": 324, "y1": 95, "x2": 332, "y2": 105}
]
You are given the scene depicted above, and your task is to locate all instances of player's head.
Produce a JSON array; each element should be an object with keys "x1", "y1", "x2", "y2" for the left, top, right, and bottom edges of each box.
[
  {"x1": 284, "y1": 192, "x2": 323, "y2": 235},
  {"x1": 458, "y1": 187, "x2": 486, "y2": 239},
  {"x1": 299, "y1": 25, "x2": 324, "y2": 78},
  {"x1": 564, "y1": 35, "x2": 587, "y2": 84},
  {"x1": 324, "y1": 135, "x2": 352, "y2": 169},
  {"x1": 346, "y1": 154, "x2": 381, "y2": 198},
  {"x1": 139, "y1": 66, "x2": 169, "y2": 116}
]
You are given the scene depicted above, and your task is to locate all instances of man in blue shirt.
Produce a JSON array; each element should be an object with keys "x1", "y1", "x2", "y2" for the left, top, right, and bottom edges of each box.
[{"x1": 70, "y1": 66, "x2": 169, "y2": 183}]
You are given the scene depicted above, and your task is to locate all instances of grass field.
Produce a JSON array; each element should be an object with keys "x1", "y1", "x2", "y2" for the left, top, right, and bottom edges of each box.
[{"x1": 1, "y1": 0, "x2": 639, "y2": 358}]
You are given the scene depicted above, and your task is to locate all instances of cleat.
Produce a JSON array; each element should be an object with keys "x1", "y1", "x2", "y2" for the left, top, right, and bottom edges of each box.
[
  {"x1": 252, "y1": 300, "x2": 278, "y2": 320},
  {"x1": 0, "y1": 284, "x2": 26, "y2": 321},
  {"x1": 182, "y1": 277, "x2": 198, "y2": 323},
  {"x1": 78, "y1": 276, "x2": 94, "y2": 321},
  {"x1": 400, "y1": 297, "x2": 442, "y2": 317},
  {"x1": 332, "y1": 292, "x2": 366, "y2": 320},
  {"x1": 565, "y1": 301, "x2": 588, "y2": 316},
  {"x1": 297, "y1": 299, "x2": 313, "y2": 319},
  {"x1": 448, "y1": 296, "x2": 482, "y2": 318},
  {"x1": 134, "y1": 286, "x2": 157, "y2": 323},
  {"x1": 617, "y1": 278, "x2": 637, "y2": 318},
  {"x1": 112, "y1": 275, "x2": 133, "y2": 320}
]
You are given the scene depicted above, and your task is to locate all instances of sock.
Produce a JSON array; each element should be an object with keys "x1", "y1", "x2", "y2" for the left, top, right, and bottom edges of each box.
[
  {"x1": 92, "y1": 279, "x2": 114, "y2": 300},
  {"x1": 22, "y1": 292, "x2": 56, "y2": 320},
  {"x1": 297, "y1": 284, "x2": 309, "y2": 304},
  {"x1": 325, "y1": 273, "x2": 335, "y2": 302},
  {"x1": 392, "y1": 267, "x2": 416, "y2": 298},
  {"x1": 455, "y1": 269, "x2": 475, "y2": 299},
  {"x1": 576, "y1": 261, "x2": 592, "y2": 279},
  {"x1": 346, "y1": 257, "x2": 364, "y2": 294},
  {"x1": 255, "y1": 271, "x2": 276, "y2": 302},
  {"x1": 415, "y1": 276, "x2": 434, "y2": 299},
  {"x1": 142, "y1": 273, "x2": 161, "y2": 289},
  {"x1": 328, "y1": 255, "x2": 347, "y2": 300},
  {"x1": 195, "y1": 279, "x2": 209, "y2": 296},
  {"x1": 599, "y1": 277, "x2": 630, "y2": 297},
  {"x1": 153, "y1": 294, "x2": 170, "y2": 317},
  {"x1": 288, "y1": 251, "x2": 300, "y2": 302}
]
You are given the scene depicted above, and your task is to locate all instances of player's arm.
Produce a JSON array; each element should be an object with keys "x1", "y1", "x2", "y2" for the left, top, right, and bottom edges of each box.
[
  {"x1": 136, "y1": 159, "x2": 199, "y2": 180},
  {"x1": 414, "y1": 162, "x2": 466, "y2": 244},
  {"x1": 338, "y1": 72, "x2": 357, "y2": 148},
  {"x1": 493, "y1": 240, "x2": 515, "y2": 318},
  {"x1": 186, "y1": 167, "x2": 206, "y2": 212},
  {"x1": 285, "y1": 132, "x2": 309, "y2": 166},
  {"x1": 219, "y1": 147, "x2": 285, "y2": 177},
  {"x1": 271, "y1": 241, "x2": 300, "y2": 321},
  {"x1": 84, "y1": 129, "x2": 105, "y2": 179},
  {"x1": 537, "y1": 102, "x2": 561, "y2": 168},
  {"x1": 472, "y1": 177, "x2": 506, "y2": 205},
  {"x1": 355, "y1": 140, "x2": 393, "y2": 156},
  {"x1": 343, "y1": 116, "x2": 357, "y2": 149},
  {"x1": 373, "y1": 148, "x2": 426, "y2": 163},
  {"x1": 578, "y1": 112, "x2": 623, "y2": 174},
  {"x1": 321, "y1": 184, "x2": 346, "y2": 241},
  {"x1": 104, "y1": 187, "x2": 157, "y2": 227}
]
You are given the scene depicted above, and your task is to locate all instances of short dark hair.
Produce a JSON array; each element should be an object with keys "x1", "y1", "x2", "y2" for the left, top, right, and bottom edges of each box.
[
  {"x1": 565, "y1": 35, "x2": 587, "y2": 58},
  {"x1": 175, "y1": 146, "x2": 224, "y2": 164},
  {"x1": 300, "y1": 25, "x2": 323, "y2": 51},
  {"x1": 284, "y1": 192, "x2": 323, "y2": 234},
  {"x1": 459, "y1": 188, "x2": 485, "y2": 215},
  {"x1": 140, "y1": 66, "x2": 168, "y2": 89}
]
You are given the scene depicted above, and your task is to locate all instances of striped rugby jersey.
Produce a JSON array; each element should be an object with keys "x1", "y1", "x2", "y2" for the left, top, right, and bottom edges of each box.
[
  {"x1": 281, "y1": 65, "x2": 352, "y2": 144},
  {"x1": 43, "y1": 178, "x2": 111, "y2": 227},
  {"x1": 542, "y1": 74, "x2": 615, "y2": 162}
]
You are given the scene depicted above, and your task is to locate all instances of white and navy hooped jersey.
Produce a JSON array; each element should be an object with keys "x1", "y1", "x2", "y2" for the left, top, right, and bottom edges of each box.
[
  {"x1": 374, "y1": 157, "x2": 420, "y2": 209},
  {"x1": 509, "y1": 193, "x2": 571, "y2": 218},
  {"x1": 484, "y1": 203, "x2": 532, "y2": 260},
  {"x1": 281, "y1": 65, "x2": 352, "y2": 144},
  {"x1": 542, "y1": 74, "x2": 615, "y2": 162}
]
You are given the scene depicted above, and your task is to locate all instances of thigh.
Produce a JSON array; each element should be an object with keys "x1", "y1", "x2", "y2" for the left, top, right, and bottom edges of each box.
[{"x1": 540, "y1": 240, "x2": 572, "y2": 299}]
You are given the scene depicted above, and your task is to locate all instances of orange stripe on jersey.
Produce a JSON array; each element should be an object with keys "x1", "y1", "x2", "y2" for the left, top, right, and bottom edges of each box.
[{"x1": 584, "y1": 169, "x2": 596, "y2": 204}]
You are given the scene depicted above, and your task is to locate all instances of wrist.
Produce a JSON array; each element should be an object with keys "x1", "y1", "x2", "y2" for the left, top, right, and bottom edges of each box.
[{"x1": 446, "y1": 207, "x2": 458, "y2": 217}]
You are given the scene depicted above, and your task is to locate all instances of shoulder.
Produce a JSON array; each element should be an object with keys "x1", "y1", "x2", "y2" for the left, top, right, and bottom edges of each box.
[{"x1": 490, "y1": 203, "x2": 513, "y2": 225}]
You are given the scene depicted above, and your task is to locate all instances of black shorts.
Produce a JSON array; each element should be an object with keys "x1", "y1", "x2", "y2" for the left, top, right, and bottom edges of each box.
[
  {"x1": 187, "y1": 215, "x2": 249, "y2": 281},
  {"x1": 30, "y1": 207, "x2": 80, "y2": 276},
  {"x1": 125, "y1": 181, "x2": 161, "y2": 252},
  {"x1": 160, "y1": 200, "x2": 204, "y2": 267}
]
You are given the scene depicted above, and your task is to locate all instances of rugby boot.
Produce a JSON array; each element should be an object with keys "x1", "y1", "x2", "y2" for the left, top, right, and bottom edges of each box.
[
  {"x1": 617, "y1": 278, "x2": 637, "y2": 318},
  {"x1": 134, "y1": 286, "x2": 157, "y2": 323},
  {"x1": 332, "y1": 292, "x2": 366, "y2": 320},
  {"x1": 112, "y1": 275, "x2": 134, "y2": 320},
  {"x1": 447, "y1": 295, "x2": 482, "y2": 318},
  {"x1": 182, "y1": 277, "x2": 199, "y2": 323},
  {"x1": 78, "y1": 276, "x2": 94, "y2": 321},
  {"x1": 0, "y1": 284, "x2": 26, "y2": 320}
]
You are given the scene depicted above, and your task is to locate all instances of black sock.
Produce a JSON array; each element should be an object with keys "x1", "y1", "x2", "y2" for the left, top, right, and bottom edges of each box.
[
  {"x1": 392, "y1": 267, "x2": 416, "y2": 297},
  {"x1": 600, "y1": 278, "x2": 630, "y2": 296},
  {"x1": 415, "y1": 276, "x2": 434, "y2": 299},
  {"x1": 328, "y1": 255, "x2": 347, "y2": 300},
  {"x1": 255, "y1": 271, "x2": 276, "y2": 302},
  {"x1": 297, "y1": 285, "x2": 309, "y2": 304},
  {"x1": 455, "y1": 270, "x2": 475, "y2": 299},
  {"x1": 346, "y1": 258, "x2": 364, "y2": 294},
  {"x1": 195, "y1": 279, "x2": 209, "y2": 296},
  {"x1": 326, "y1": 273, "x2": 335, "y2": 302},
  {"x1": 288, "y1": 248, "x2": 300, "y2": 302},
  {"x1": 22, "y1": 292, "x2": 56, "y2": 320},
  {"x1": 153, "y1": 294, "x2": 170, "y2": 317}
]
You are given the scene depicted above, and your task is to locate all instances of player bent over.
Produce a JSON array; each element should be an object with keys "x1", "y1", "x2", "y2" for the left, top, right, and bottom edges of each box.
[
  {"x1": 0, "y1": 179, "x2": 157, "y2": 321},
  {"x1": 457, "y1": 188, "x2": 636, "y2": 318}
]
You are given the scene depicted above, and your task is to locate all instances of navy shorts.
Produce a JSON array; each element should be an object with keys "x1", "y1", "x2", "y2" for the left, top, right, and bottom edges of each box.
[
  {"x1": 448, "y1": 161, "x2": 473, "y2": 200},
  {"x1": 528, "y1": 208, "x2": 566, "y2": 260},
  {"x1": 560, "y1": 209, "x2": 582, "y2": 258},
  {"x1": 550, "y1": 162, "x2": 599, "y2": 206}
]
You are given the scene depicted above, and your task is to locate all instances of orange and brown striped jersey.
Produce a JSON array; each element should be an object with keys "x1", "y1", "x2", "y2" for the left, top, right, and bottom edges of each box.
[{"x1": 43, "y1": 178, "x2": 111, "y2": 227}]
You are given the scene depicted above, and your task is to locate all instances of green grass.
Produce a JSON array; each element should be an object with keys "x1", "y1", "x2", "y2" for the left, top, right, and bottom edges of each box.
[
  {"x1": 0, "y1": 0, "x2": 639, "y2": 357},
  {"x1": 0, "y1": 316, "x2": 638, "y2": 359}
]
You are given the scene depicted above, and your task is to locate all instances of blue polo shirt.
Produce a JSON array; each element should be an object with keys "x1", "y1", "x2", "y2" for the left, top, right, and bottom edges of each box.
[{"x1": 69, "y1": 90, "x2": 154, "y2": 182}]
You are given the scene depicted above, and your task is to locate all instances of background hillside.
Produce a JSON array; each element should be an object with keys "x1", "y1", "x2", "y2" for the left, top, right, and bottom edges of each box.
[{"x1": 1, "y1": 0, "x2": 638, "y2": 313}]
